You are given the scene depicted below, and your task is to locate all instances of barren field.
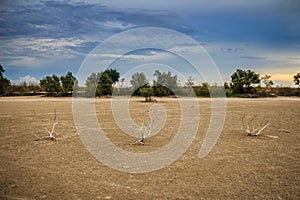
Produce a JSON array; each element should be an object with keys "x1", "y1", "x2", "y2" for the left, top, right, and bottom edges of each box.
[{"x1": 0, "y1": 96, "x2": 299, "y2": 199}]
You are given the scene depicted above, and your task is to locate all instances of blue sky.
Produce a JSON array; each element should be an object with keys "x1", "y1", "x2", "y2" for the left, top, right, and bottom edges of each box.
[{"x1": 0, "y1": 0, "x2": 299, "y2": 86}]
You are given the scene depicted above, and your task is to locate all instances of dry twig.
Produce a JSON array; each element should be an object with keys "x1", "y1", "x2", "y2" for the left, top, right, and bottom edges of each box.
[
  {"x1": 132, "y1": 111, "x2": 158, "y2": 145},
  {"x1": 33, "y1": 109, "x2": 58, "y2": 142},
  {"x1": 242, "y1": 115, "x2": 270, "y2": 136}
]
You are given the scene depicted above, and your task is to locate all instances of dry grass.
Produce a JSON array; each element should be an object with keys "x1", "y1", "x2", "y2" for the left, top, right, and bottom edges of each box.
[{"x1": 0, "y1": 96, "x2": 299, "y2": 199}]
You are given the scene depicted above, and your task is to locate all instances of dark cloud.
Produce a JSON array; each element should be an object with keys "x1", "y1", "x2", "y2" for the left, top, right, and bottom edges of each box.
[{"x1": 0, "y1": 1, "x2": 181, "y2": 39}]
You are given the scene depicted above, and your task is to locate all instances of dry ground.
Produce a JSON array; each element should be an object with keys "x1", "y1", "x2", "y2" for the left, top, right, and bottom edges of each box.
[{"x1": 0, "y1": 96, "x2": 299, "y2": 199}]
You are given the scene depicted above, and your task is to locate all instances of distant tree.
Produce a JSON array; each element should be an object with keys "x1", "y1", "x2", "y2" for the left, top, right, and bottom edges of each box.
[
  {"x1": 261, "y1": 74, "x2": 274, "y2": 87},
  {"x1": 104, "y1": 69, "x2": 120, "y2": 84},
  {"x1": 153, "y1": 70, "x2": 178, "y2": 96},
  {"x1": 98, "y1": 72, "x2": 113, "y2": 96},
  {"x1": 10, "y1": 81, "x2": 42, "y2": 93},
  {"x1": 40, "y1": 74, "x2": 61, "y2": 95},
  {"x1": 224, "y1": 82, "x2": 230, "y2": 90},
  {"x1": 185, "y1": 76, "x2": 195, "y2": 87},
  {"x1": 0, "y1": 65, "x2": 11, "y2": 95},
  {"x1": 224, "y1": 82, "x2": 233, "y2": 97},
  {"x1": 60, "y1": 72, "x2": 78, "y2": 95},
  {"x1": 85, "y1": 72, "x2": 100, "y2": 97},
  {"x1": 293, "y1": 72, "x2": 300, "y2": 87},
  {"x1": 130, "y1": 72, "x2": 148, "y2": 95},
  {"x1": 140, "y1": 87, "x2": 153, "y2": 102},
  {"x1": 231, "y1": 69, "x2": 260, "y2": 94},
  {"x1": 85, "y1": 71, "x2": 114, "y2": 97},
  {"x1": 193, "y1": 82, "x2": 210, "y2": 97}
]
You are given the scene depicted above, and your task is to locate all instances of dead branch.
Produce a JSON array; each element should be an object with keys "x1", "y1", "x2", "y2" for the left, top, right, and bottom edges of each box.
[
  {"x1": 34, "y1": 109, "x2": 58, "y2": 142},
  {"x1": 265, "y1": 135, "x2": 278, "y2": 139},
  {"x1": 242, "y1": 115, "x2": 270, "y2": 136},
  {"x1": 132, "y1": 111, "x2": 158, "y2": 145},
  {"x1": 277, "y1": 129, "x2": 290, "y2": 133}
]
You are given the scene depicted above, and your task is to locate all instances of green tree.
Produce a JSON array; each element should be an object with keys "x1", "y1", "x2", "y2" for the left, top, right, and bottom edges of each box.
[
  {"x1": 293, "y1": 72, "x2": 300, "y2": 87},
  {"x1": 60, "y1": 72, "x2": 78, "y2": 95},
  {"x1": 0, "y1": 65, "x2": 11, "y2": 95},
  {"x1": 130, "y1": 72, "x2": 148, "y2": 95},
  {"x1": 40, "y1": 74, "x2": 61, "y2": 96},
  {"x1": 231, "y1": 69, "x2": 260, "y2": 94},
  {"x1": 140, "y1": 87, "x2": 153, "y2": 102},
  {"x1": 194, "y1": 82, "x2": 210, "y2": 97},
  {"x1": 85, "y1": 71, "x2": 114, "y2": 97},
  {"x1": 261, "y1": 74, "x2": 274, "y2": 87},
  {"x1": 224, "y1": 82, "x2": 233, "y2": 97},
  {"x1": 98, "y1": 72, "x2": 113, "y2": 96},
  {"x1": 153, "y1": 70, "x2": 178, "y2": 96},
  {"x1": 104, "y1": 69, "x2": 120, "y2": 84},
  {"x1": 224, "y1": 82, "x2": 230, "y2": 90}
]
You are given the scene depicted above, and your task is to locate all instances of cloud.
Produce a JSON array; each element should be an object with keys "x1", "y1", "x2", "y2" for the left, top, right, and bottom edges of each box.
[
  {"x1": 97, "y1": 50, "x2": 172, "y2": 61},
  {"x1": 98, "y1": 21, "x2": 136, "y2": 30},
  {"x1": 3, "y1": 56, "x2": 42, "y2": 67},
  {"x1": 239, "y1": 56, "x2": 266, "y2": 60},
  {"x1": 12, "y1": 75, "x2": 39, "y2": 85},
  {"x1": 0, "y1": 37, "x2": 86, "y2": 62}
]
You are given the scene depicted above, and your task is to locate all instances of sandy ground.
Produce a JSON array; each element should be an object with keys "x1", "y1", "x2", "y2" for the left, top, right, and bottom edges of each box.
[{"x1": 0, "y1": 96, "x2": 299, "y2": 199}]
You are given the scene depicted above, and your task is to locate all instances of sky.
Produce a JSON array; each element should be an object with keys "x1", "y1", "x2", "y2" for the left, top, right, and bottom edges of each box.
[{"x1": 0, "y1": 0, "x2": 300, "y2": 86}]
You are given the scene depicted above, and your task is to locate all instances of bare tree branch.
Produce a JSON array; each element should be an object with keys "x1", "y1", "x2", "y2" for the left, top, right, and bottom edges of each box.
[
  {"x1": 242, "y1": 115, "x2": 271, "y2": 136},
  {"x1": 34, "y1": 109, "x2": 59, "y2": 142},
  {"x1": 132, "y1": 111, "x2": 158, "y2": 145}
]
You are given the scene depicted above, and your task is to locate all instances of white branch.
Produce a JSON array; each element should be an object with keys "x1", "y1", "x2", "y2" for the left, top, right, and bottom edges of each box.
[
  {"x1": 34, "y1": 109, "x2": 58, "y2": 142},
  {"x1": 250, "y1": 122, "x2": 270, "y2": 136},
  {"x1": 242, "y1": 115, "x2": 271, "y2": 136},
  {"x1": 132, "y1": 111, "x2": 158, "y2": 145}
]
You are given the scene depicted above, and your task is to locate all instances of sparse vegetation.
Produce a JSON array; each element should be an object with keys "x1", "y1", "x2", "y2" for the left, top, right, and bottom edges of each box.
[{"x1": 1, "y1": 64, "x2": 299, "y2": 97}]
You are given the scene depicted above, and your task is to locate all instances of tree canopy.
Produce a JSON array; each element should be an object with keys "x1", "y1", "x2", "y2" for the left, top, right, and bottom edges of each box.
[
  {"x1": 61, "y1": 72, "x2": 78, "y2": 94},
  {"x1": 153, "y1": 70, "x2": 178, "y2": 96},
  {"x1": 85, "y1": 71, "x2": 115, "y2": 97},
  {"x1": 140, "y1": 87, "x2": 153, "y2": 102},
  {"x1": 98, "y1": 72, "x2": 113, "y2": 95},
  {"x1": 293, "y1": 72, "x2": 300, "y2": 87},
  {"x1": 231, "y1": 69, "x2": 260, "y2": 94},
  {"x1": 104, "y1": 69, "x2": 120, "y2": 84},
  {"x1": 40, "y1": 72, "x2": 78, "y2": 96},
  {"x1": 40, "y1": 74, "x2": 61, "y2": 95},
  {"x1": 130, "y1": 72, "x2": 148, "y2": 95},
  {"x1": 261, "y1": 74, "x2": 274, "y2": 88}
]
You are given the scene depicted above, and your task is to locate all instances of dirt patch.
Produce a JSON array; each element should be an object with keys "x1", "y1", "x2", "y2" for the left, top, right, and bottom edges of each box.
[{"x1": 0, "y1": 97, "x2": 299, "y2": 199}]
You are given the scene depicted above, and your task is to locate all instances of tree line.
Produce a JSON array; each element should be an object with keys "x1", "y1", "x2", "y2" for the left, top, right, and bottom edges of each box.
[{"x1": 0, "y1": 64, "x2": 299, "y2": 97}]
